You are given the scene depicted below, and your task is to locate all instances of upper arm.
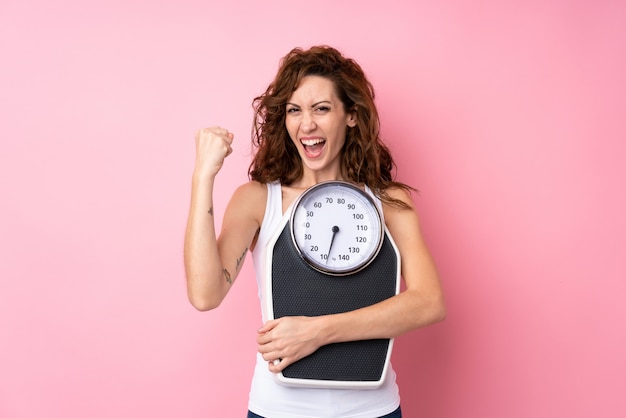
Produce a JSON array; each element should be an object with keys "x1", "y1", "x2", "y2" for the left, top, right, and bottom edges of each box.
[
  {"x1": 383, "y1": 188, "x2": 442, "y2": 296},
  {"x1": 216, "y1": 181, "x2": 266, "y2": 284}
]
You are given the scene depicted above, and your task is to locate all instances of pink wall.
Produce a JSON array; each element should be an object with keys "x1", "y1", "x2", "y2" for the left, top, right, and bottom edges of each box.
[{"x1": 1, "y1": 1, "x2": 624, "y2": 417}]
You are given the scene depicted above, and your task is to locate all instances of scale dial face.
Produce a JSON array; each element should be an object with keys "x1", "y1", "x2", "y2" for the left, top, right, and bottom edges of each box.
[{"x1": 290, "y1": 181, "x2": 385, "y2": 276}]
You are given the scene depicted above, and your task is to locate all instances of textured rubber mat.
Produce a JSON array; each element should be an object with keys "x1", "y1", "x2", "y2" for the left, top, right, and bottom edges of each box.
[{"x1": 270, "y1": 224, "x2": 398, "y2": 383}]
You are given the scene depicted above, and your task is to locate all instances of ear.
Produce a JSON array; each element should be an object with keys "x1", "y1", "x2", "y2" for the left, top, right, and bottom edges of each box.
[{"x1": 347, "y1": 108, "x2": 357, "y2": 128}]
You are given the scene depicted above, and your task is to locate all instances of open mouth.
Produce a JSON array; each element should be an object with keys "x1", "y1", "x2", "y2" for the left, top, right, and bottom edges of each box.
[{"x1": 301, "y1": 137, "x2": 326, "y2": 157}]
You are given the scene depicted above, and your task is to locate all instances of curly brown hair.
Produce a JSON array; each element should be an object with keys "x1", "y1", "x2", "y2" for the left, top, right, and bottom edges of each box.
[{"x1": 248, "y1": 45, "x2": 413, "y2": 207}]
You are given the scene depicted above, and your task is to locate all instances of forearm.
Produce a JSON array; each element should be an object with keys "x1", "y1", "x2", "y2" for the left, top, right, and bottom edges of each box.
[
  {"x1": 319, "y1": 288, "x2": 446, "y2": 345},
  {"x1": 258, "y1": 286, "x2": 445, "y2": 373},
  {"x1": 184, "y1": 172, "x2": 229, "y2": 311}
]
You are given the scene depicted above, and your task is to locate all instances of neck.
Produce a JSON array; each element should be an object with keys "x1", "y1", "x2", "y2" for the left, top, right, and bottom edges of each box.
[{"x1": 294, "y1": 169, "x2": 346, "y2": 189}]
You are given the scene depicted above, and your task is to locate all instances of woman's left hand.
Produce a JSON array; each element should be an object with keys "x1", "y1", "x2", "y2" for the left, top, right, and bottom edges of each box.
[{"x1": 257, "y1": 316, "x2": 324, "y2": 372}]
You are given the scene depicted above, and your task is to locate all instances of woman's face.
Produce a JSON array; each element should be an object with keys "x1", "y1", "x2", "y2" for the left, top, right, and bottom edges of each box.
[{"x1": 285, "y1": 75, "x2": 356, "y2": 179}]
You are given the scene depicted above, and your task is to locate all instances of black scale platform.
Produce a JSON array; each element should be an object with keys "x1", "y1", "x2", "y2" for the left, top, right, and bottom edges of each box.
[{"x1": 269, "y1": 224, "x2": 399, "y2": 387}]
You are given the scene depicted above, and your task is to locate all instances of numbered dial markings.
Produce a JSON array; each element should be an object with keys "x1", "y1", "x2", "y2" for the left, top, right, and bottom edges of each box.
[{"x1": 290, "y1": 181, "x2": 384, "y2": 275}]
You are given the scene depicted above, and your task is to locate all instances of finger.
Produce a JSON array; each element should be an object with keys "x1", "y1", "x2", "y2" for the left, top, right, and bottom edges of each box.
[
  {"x1": 256, "y1": 333, "x2": 269, "y2": 345},
  {"x1": 196, "y1": 126, "x2": 229, "y2": 140},
  {"x1": 210, "y1": 129, "x2": 233, "y2": 146},
  {"x1": 257, "y1": 327, "x2": 277, "y2": 345},
  {"x1": 203, "y1": 126, "x2": 227, "y2": 135},
  {"x1": 260, "y1": 348, "x2": 282, "y2": 363},
  {"x1": 257, "y1": 320, "x2": 278, "y2": 334},
  {"x1": 268, "y1": 357, "x2": 289, "y2": 373}
]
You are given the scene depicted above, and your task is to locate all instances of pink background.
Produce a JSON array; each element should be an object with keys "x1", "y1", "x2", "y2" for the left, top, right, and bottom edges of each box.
[{"x1": 1, "y1": 1, "x2": 625, "y2": 417}]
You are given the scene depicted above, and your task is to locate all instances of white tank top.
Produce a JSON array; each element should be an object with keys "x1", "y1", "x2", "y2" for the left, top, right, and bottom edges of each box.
[{"x1": 249, "y1": 181, "x2": 401, "y2": 418}]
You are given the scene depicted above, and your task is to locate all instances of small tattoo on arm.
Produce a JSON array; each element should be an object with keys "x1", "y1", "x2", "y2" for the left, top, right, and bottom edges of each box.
[
  {"x1": 236, "y1": 248, "x2": 248, "y2": 271},
  {"x1": 223, "y1": 268, "x2": 232, "y2": 285}
]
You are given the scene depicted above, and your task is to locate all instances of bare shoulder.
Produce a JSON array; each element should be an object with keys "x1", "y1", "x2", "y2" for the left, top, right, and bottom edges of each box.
[
  {"x1": 232, "y1": 180, "x2": 267, "y2": 200},
  {"x1": 381, "y1": 186, "x2": 422, "y2": 235},
  {"x1": 228, "y1": 180, "x2": 268, "y2": 224},
  {"x1": 382, "y1": 186, "x2": 416, "y2": 215}
]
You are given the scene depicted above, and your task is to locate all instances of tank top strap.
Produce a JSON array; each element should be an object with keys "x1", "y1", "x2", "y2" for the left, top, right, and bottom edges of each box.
[
  {"x1": 364, "y1": 184, "x2": 385, "y2": 223},
  {"x1": 265, "y1": 181, "x2": 283, "y2": 218},
  {"x1": 253, "y1": 181, "x2": 282, "y2": 256}
]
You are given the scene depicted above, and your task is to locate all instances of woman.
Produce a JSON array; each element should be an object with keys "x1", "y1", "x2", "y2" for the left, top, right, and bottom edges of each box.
[{"x1": 184, "y1": 45, "x2": 445, "y2": 418}]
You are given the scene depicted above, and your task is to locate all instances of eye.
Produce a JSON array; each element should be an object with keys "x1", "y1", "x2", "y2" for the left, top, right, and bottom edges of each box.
[
  {"x1": 286, "y1": 106, "x2": 301, "y2": 114},
  {"x1": 315, "y1": 106, "x2": 331, "y2": 113}
]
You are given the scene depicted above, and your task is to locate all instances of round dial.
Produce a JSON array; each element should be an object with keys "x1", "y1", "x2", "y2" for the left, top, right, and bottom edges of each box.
[{"x1": 290, "y1": 181, "x2": 384, "y2": 276}]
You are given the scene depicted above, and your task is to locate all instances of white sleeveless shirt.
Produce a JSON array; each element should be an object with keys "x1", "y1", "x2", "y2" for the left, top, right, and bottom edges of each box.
[{"x1": 248, "y1": 181, "x2": 401, "y2": 418}]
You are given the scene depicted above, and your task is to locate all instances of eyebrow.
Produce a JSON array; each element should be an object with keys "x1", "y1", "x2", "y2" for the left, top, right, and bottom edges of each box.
[{"x1": 286, "y1": 100, "x2": 332, "y2": 107}]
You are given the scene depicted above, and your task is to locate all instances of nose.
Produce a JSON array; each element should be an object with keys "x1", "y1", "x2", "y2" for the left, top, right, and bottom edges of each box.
[{"x1": 301, "y1": 111, "x2": 316, "y2": 133}]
